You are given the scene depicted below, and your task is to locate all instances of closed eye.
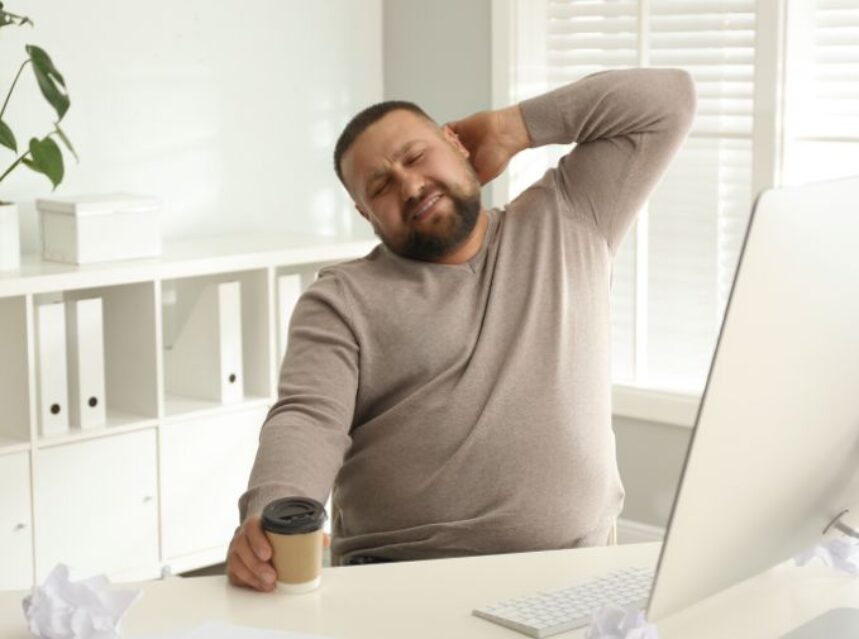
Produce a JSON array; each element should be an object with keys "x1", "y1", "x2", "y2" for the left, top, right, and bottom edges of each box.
[
  {"x1": 405, "y1": 152, "x2": 423, "y2": 165},
  {"x1": 372, "y1": 179, "x2": 389, "y2": 198}
]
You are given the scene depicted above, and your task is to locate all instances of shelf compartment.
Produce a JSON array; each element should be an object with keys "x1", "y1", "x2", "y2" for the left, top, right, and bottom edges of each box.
[
  {"x1": 160, "y1": 404, "x2": 268, "y2": 560},
  {"x1": 33, "y1": 282, "x2": 160, "y2": 441},
  {"x1": 161, "y1": 269, "x2": 273, "y2": 418},
  {"x1": 0, "y1": 450, "x2": 33, "y2": 589},
  {"x1": 34, "y1": 429, "x2": 160, "y2": 582}
]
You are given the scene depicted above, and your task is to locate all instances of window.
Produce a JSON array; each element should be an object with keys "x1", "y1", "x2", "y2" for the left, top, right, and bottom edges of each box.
[
  {"x1": 495, "y1": 0, "x2": 757, "y2": 396},
  {"x1": 783, "y1": 0, "x2": 859, "y2": 186},
  {"x1": 494, "y1": 0, "x2": 858, "y2": 400}
]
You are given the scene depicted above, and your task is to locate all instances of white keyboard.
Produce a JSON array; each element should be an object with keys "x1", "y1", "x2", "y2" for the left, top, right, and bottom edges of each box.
[{"x1": 472, "y1": 567, "x2": 654, "y2": 638}]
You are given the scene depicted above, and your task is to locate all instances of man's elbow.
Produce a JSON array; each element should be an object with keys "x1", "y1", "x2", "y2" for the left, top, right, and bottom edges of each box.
[{"x1": 665, "y1": 68, "x2": 697, "y2": 131}]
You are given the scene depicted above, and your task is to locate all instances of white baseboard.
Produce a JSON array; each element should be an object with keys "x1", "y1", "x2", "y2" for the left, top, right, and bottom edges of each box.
[{"x1": 617, "y1": 518, "x2": 666, "y2": 545}]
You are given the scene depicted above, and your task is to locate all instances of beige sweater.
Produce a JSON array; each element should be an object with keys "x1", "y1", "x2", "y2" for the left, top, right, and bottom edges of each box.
[{"x1": 239, "y1": 68, "x2": 696, "y2": 564}]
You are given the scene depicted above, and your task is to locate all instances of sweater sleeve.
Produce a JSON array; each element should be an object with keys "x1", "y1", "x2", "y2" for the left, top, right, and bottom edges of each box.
[
  {"x1": 519, "y1": 68, "x2": 696, "y2": 255},
  {"x1": 238, "y1": 272, "x2": 358, "y2": 521}
]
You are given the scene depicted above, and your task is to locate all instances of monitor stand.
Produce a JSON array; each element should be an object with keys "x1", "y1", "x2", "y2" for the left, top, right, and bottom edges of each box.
[{"x1": 780, "y1": 609, "x2": 859, "y2": 638}]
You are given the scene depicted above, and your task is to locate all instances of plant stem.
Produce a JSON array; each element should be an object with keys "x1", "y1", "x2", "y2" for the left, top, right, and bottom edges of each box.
[
  {"x1": 0, "y1": 148, "x2": 30, "y2": 184},
  {"x1": 0, "y1": 59, "x2": 31, "y2": 121}
]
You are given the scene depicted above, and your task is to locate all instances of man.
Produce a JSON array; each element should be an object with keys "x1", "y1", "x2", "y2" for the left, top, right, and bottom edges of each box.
[{"x1": 228, "y1": 68, "x2": 696, "y2": 592}]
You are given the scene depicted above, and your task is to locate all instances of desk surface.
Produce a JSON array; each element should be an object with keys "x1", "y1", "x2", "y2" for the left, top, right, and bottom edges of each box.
[{"x1": 1, "y1": 543, "x2": 856, "y2": 638}]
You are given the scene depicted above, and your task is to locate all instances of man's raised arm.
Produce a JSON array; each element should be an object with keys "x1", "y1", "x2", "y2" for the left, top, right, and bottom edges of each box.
[{"x1": 451, "y1": 68, "x2": 697, "y2": 254}]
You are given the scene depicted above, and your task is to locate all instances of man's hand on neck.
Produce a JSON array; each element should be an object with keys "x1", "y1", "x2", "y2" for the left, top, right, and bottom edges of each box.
[{"x1": 446, "y1": 106, "x2": 531, "y2": 186}]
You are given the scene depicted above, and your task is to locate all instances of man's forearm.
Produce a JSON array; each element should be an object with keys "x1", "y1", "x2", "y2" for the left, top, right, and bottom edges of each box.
[
  {"x1": 497, "y1": 104, "x2": 532, "y2": 160},
  {"x1": 519, "y1": 68, "x2": 696, "y2": 149}
]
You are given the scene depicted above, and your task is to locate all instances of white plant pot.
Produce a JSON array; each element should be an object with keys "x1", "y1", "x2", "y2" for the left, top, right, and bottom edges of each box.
[{"x1": 0, "y1": 202, "x2": 21, "y2": 271}]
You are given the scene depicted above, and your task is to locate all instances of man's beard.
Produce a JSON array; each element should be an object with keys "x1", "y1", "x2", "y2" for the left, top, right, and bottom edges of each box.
[{"x1": 383, "y1": 187, "x2": 482, "y2": 262}]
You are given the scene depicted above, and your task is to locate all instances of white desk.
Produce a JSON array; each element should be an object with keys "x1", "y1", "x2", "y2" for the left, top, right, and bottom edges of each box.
[{"x1": 1, "y1": 543, "x2": 856, "y2": 638}]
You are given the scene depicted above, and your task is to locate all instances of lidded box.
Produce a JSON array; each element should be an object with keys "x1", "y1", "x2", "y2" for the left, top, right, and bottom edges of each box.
[{"x1": 36, "y1": 193, "x2": 161, "y2": 264}]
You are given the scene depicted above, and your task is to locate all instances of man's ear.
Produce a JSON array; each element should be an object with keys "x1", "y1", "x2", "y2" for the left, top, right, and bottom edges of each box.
[{"x1": 442, "y1": 124, "x2": 470, "y2": 159}]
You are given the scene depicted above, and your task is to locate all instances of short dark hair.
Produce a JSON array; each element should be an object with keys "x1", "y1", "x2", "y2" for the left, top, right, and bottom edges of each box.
[{"x1": 333, "y1": 100, "x2": 434, "y2": 190}]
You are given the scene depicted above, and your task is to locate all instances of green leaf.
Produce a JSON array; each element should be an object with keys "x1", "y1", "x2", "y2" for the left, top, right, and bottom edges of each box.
[
  {"x1": 0, "y1": 4, "x2": 33, "y2": 29},
  {"x1": 26, "y1": 136, "x2": 64, "y2": 188},
  {"x1": 26, "y1": 45, "x2": 69, "y2": 120},
  {"x1": 0, "y1": 119, "x2": 16, "y2": 152},
  {"x1": 53, "y1": 122, "x2": 77, "y2": 162}
]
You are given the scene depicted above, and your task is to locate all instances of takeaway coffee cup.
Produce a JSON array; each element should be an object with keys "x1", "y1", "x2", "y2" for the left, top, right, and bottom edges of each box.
[{"x1": 262, "y1": 497, "x2": 327, "y2": 593}]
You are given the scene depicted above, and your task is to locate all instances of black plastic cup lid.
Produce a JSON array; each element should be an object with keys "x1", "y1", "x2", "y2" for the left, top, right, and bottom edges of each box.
[{"x1": 262, "y1": 497, "x2": 327, "y2": 535}]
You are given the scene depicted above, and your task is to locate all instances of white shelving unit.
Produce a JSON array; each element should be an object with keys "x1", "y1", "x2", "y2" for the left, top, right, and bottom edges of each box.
[{"x1": 0, "y1": 232, "x2": 377, "y2": 589}]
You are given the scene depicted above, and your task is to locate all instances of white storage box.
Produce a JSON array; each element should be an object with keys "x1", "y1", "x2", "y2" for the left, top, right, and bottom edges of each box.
[{"x1": 37, "y1": 194, "x2": 162, "y2": 264}]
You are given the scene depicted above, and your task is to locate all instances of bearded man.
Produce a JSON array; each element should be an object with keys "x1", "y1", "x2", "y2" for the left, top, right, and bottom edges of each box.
[{"x1": 228, "y1": 68, "x2": 696, "y2": 592}]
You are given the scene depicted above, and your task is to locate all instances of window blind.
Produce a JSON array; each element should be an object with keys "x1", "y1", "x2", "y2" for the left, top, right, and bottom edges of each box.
[
  {"x1": 783, "y1": 0, "x2": 859, "y2": 185},
  {"x1": 646, "y1": 0, "x2": 754, "y2": 391},
  {"x1": 544, "y1": 0, "x2": 640, "y2": 384}
]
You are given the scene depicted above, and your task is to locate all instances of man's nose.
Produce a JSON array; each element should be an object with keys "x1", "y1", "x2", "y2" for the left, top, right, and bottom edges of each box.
[{"x1": 399, "y1": 169, "x2": 425, "y2": 203}]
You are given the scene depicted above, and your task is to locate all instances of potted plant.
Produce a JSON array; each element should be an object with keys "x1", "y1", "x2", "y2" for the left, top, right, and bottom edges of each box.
[{"x1": 0, "y1": 2, "x2": 75, "y2": 270}]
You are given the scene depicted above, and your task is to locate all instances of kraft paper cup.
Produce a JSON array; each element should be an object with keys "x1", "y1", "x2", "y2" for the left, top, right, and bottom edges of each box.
[{"x1": 262, "y1": 497, "x2": 327, "y2": 594}]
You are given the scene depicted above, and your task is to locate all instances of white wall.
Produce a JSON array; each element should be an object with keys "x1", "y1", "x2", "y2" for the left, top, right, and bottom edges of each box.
[
  {"x1": 383, "y1": 0, "x2": 495, "y2": 213},
  {"x1": 383, "y1": 0, "x2": 492, "y2": 122},
  {"x1": 614, "y1": 417, "x2": 691, "y2": 528},
  {"x1": 0, "y1": 0, "x2": 382, "y2": 254}
]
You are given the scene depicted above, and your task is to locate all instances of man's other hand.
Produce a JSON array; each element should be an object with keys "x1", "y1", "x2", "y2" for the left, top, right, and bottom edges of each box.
[
  {"x1": 227, "y1": 515, "x2": 332, "y2": 592},
  {"x1": 446, "y1": 105, "x2": 530, "y2": 185},
  {"x1": 227, "y1": 515, "x2": 277, "y2": 592}
]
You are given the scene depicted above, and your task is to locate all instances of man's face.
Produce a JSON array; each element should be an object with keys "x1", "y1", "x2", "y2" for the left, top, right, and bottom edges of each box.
[{"x1": 340, "y1": 109, "x2": 482, "y2": 262}]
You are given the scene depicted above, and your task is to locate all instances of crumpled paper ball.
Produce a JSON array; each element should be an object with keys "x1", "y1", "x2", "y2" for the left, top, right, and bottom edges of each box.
[
  {"x1": 22, "y1": 564, "x2": 143, "y2": 639},
  {"x1": 585, "y1": 605, "x2": 660, "y2": 639},
  {"x1": 795, "y1": 537, "x2": 859, "y2": 576}
]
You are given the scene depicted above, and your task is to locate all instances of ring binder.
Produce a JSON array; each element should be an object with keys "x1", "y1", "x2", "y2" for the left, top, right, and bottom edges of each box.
[
  {"x1": 36, "y1": 303, "x2": 70, "y2": 437},
  {"x1": 66, "y1": 298, "x2": 107, "y2": 429},
  {"x1": 165, "y1": 281, "x2": 245, "y2": 404}
]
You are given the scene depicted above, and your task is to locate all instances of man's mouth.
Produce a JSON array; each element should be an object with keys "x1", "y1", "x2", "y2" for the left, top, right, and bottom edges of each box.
[{"x1": 409, "y1": 193, "x2": 443, "y2": 223}]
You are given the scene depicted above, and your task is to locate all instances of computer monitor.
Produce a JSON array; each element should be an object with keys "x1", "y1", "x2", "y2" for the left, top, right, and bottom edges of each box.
[{"x1": 646, "y1": 175, "x2": 859, "y2": 622}]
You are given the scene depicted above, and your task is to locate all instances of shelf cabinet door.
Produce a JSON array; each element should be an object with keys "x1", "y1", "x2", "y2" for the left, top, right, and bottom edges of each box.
[
  {"x1": 35, "y1": 430, "x2": 159, "y2": 582},
  {"x1": 0, "y1": 452, "x2": 34, "y2": 589},
  {"x1": 161, "y1": 406, "x2": 266, "y2": 560}
]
